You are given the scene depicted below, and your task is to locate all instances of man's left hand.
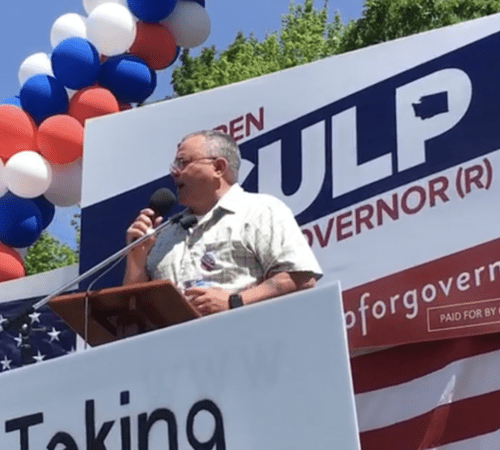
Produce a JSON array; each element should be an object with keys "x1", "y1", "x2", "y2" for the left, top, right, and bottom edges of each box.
[{"x1": 184, "y1": 287, "x2": 231, "y2": 316}]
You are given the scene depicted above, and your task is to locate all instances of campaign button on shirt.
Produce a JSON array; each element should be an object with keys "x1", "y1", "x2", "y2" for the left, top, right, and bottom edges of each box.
[{"x1": 201, "y1": 251, "x2": 217, "y2": 271}]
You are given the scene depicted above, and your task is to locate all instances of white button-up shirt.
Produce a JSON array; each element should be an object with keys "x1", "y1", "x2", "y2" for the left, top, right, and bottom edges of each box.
[{"x1": 147, "y1": 184, "x2": 322, "y2": 291}]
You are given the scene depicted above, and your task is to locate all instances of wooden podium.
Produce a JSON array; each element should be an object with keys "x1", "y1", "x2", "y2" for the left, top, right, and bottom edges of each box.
[{"x1": 49, "y1": 279, "x2": 201, "y2": 346}]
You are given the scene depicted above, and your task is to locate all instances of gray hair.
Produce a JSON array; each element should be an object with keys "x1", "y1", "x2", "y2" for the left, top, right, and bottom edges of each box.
[{"x1": 180, "y1": 130, "x2": 241, "y2": 184}]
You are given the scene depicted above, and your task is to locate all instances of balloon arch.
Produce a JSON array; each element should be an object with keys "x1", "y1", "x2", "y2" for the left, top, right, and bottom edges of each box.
[{"x1": 0, "y1": 0, "x2": 210, "y2": 282}]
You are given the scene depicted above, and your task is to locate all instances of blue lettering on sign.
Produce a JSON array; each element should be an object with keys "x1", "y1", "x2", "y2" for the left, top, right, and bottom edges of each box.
[{"x1": 239, "y1": 32, "x2": 500, "y2": 225}]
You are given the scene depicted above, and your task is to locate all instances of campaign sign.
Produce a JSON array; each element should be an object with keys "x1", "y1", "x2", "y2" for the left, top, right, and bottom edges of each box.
[
  {"x1": 0, "y1": 282, "x2": 361, "y2": 450},
  {"x1": 79, "y1": 13, "x2": 500, "y2": 349}
]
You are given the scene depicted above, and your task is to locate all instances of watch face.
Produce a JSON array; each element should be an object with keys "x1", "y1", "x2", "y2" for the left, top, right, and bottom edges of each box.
[{"x1": 229, "y1": 294, "x2": 243, "y2": 309}]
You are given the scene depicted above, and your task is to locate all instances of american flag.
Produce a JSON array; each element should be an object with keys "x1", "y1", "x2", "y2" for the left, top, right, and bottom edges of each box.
[
  {"x1": 0, "y1": 297, "x2": 75, "y2": 371},
  {"x1": 353, "y1": 334, "x2": 500, "y2": 449}
]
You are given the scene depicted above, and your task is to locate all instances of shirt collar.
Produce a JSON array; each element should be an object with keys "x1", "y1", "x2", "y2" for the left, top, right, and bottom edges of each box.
[
  {"x1": 192, "y1": 184, "x2": 242, "y2": 228},
  {"x1": 216, "y1": 183, "x2": 243, "y2": 214}
]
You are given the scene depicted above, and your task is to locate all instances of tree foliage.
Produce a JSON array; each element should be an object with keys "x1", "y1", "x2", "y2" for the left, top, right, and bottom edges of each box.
[
  {"x1": 24, "y1": 233, "x2": 78, "y2": 276},
  {"x1": 171, "y1": 0, "x2": 344, "y2": 96},
  {"x1": 339, "y1": 0, "x2": 500, "y2": 53},
  {"x1": 171, "y1": 0, "x2": 500, "y2": 97},
  {"x1": 71, "y1": 212, "x2": 81, "y2": 254}
]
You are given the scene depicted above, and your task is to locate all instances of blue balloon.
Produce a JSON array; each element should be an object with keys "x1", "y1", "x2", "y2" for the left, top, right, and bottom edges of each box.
[
  {"x1": 99, "y1": 55, "x2": 157, "y2": 104},
  {"x1": 51, "y1": 38, "x2": 100, "y2": 90},
  {"x1": 1, "y1": 95, "x2": 22, "y2": 108},
  {"x1": 0, "y1": 193, "x2": 44, "y2": 248},
  {"x1": 20, "y1": 75, "x2": 68, "y2": 124},
  {"x1": 33, "y1": 196, "x2": 56, "y2": 230},
  {"x1": 127, "y1": 0, "x2": 177, "y2": 22}
]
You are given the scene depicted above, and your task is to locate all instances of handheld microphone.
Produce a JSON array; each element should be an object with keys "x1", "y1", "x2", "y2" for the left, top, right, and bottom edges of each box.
[
  {"x1": 146, "y1": 188, "x2": 176, "y2": 235},
  {"x1": 148, "y1": 188, "x2": 197, "y2": 231},
  {"x1": 148, "y1": 188, "x2": 176, "y2": 217}
]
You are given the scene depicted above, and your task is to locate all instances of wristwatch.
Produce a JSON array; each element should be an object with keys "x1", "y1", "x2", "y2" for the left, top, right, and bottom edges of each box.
[{"x1": 228, "y1": 293, "x2": 244, "y2": 309}]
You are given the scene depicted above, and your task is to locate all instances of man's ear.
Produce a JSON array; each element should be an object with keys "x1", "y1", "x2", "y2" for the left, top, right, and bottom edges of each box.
[{"x1": 214, "y1": 157, "x2": 228, "y2": 178}]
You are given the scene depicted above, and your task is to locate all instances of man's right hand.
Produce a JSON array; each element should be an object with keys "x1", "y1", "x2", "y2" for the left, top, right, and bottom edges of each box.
[
  {"x1": 125, "y1": 208, "x2": 163, "y2": 263},
  {"x1": 123, "y1": 208, "x2": 163, "y2": 285},
  {"x1": 126, "y1": 208, "x2": 162, "y2": 242}
]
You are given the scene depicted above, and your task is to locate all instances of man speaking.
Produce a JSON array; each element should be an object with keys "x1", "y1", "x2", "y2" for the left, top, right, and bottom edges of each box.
[{"x1": 124, "y1": 130, "x2": 322, "y2": 316}]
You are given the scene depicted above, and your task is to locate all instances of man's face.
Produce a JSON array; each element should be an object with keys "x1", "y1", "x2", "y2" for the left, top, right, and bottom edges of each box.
[{"x1": 171, "y1": 135, "x2": 218, "y2": 214}]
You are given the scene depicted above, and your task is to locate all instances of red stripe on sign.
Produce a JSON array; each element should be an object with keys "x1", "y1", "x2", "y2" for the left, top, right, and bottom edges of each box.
[
  {"x1": 352, "y1": 333, "x2": 500, "y2": 393},
  {"x1": 360, "y1": 389, "x2": 500, "y2": 450}
]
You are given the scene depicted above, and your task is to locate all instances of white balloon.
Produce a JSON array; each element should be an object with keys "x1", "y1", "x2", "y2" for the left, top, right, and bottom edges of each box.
[
  {"x1": 4, "y1": 151, "x2": 52, "y2": 198},
  {"x1": 161, "y1": 1, "x2": 210, "y2": 48},
  {"x1": 18, "y1": 53, "x2": 54, "y2": 86},
  {"x1": 50, "y1": 13, "x2": 87, "y2": 48},
  {"x1": 44, "y1": 160, "x2": 82, "y2": 207},
  {"x1": 0, "y1": 160, "x2": 8, "y2": 197},
  {"x1": 87, "y1": 3, "x2": 137, "y2": 56},
  {"x1": 83, "y1": 0, "x2": 127, "y2": 15}
]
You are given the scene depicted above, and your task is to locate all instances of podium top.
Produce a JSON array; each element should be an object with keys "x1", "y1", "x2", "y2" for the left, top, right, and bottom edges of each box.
[{"x1": 49, "y1": 279, "x2": 201, "y2": 346}]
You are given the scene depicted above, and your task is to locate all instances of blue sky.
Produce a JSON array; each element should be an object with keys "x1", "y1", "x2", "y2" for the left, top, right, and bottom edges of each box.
[{"x1": 0, "y1": 0, "x2": 365, "y2": 249}]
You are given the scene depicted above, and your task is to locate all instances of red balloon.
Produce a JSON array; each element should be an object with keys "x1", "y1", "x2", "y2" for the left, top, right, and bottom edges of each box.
[
  {"x1": 37, "y1": 115, "x2": 83, "y2": 164},
  {"x1": 129, "y1": 21, "x2": 177, "y2": 70},
  {"x1": 69, "y1": 86, "x2": 120, "y2": 126},
  {"x1": 0, "y1": 105, "x2": 37, "y2": 161},
  {"x1": 0, "y1": 243, "x2": 25, "y2": 282}
]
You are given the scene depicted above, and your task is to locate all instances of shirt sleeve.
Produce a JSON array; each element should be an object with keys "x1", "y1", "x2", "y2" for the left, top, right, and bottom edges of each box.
[{"x1": 249, "y1": 195, "x2": 323, "y2": 280}]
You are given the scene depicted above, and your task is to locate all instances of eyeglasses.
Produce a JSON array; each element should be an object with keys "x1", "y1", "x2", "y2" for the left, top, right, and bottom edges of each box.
[{"x1": 170, "y1": 157, "x2": 217, "y2": 173}]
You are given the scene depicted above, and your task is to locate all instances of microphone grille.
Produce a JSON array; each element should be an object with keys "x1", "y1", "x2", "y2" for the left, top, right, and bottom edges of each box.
[{"x1": 148, "y1": 188, "x2": 176, "y2": 216}]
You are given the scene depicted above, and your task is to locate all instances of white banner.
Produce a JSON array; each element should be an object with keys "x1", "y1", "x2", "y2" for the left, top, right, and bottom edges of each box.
[{"x1": 0, "y1": 282, "x2": 360, "y2": 450}]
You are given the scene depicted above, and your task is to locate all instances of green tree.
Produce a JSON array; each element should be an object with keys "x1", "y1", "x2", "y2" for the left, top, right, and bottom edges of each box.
[
  {"x1": 71, "y1": 212, "x2": 81, "y2": 253},
  {"x1": 24, "y1": 232, "x2": 78, "y2": 276},
  {"x1": 171, "y1": 0, "x2": 344, "y2": 96},
  {"x1": 339, "y1": 0, "x2": 500, "y2": 53},
  {"x1": 171, "y1": 0, "x2": 500, "y2": 97}
]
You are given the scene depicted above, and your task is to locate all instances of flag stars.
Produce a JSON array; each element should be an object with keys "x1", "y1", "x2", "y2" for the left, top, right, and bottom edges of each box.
[
  {"x1": 33, "y1": 350, "x2": 46, "y2": 363},
  {"x1": 47, "y1": 327, "x2": 61, "y2": 343},
  {"x1": 29, "y1": 311, "x2": 41, "y2": 324},
  {"x1": 0, "y1": 355, "x2": 12, "y2": 371},
  {"x1": 0, "y1": 306, "x2": 73, "y2": 370},
  {"x1": 14, "y1": 334, "x2": 23, "y2": 348}
]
